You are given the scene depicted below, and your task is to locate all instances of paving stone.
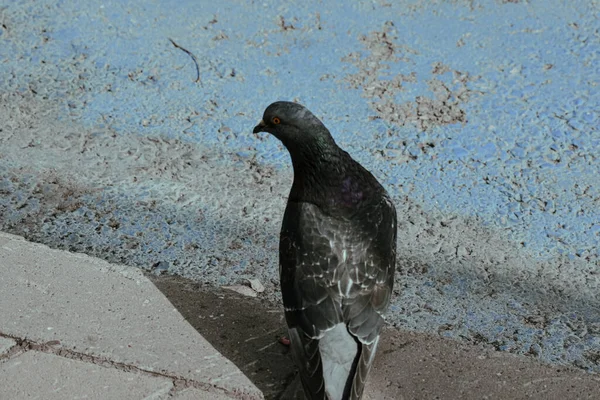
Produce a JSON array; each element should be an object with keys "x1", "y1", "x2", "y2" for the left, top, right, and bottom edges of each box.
[{"x1": 0, "y1": 351, "x2": 172, "y2": 399}]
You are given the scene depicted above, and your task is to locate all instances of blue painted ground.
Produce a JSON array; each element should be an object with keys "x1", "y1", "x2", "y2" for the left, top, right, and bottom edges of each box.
[{"x1": 1, "y1": 0, "x2": 599, "y2": 371}]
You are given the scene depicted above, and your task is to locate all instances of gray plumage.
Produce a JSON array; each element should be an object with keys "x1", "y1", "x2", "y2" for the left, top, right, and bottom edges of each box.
[{"x1": 253, "y1": 102, "x2": 397, "y2": 400}]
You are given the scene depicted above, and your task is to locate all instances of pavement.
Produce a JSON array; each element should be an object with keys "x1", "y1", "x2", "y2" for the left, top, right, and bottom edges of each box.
[
  {"x1": 0, "y1": 231, "x2": 263, "y2": 400},
  {"x1": 2, "y1": 230, "x2": 600, "y2": 400},
  {"x1": 1, "y1": 0, "x2": 599, "y2": 371}
]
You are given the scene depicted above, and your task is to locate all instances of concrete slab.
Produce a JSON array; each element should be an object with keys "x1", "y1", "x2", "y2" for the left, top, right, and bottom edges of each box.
[
  {"x1": 0, "y1": 232, "x2": 263, "y2": 400},
  {"x1": 0, "y1": 337, "x2": 16, "y2": 356},
  {"x1": 0, "y1": 350, "x2": 173, "y2": 400}
]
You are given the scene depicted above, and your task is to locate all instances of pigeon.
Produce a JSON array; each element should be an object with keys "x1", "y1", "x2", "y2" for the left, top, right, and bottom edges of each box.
[{"x1": 253, "y1": 101, "x2": 397, "y2": 400}]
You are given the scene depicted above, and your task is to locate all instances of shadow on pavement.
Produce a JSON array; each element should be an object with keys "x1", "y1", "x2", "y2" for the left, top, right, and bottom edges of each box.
[{"x1": 149, "y1": 274, "x2": 297, "y2": 399}]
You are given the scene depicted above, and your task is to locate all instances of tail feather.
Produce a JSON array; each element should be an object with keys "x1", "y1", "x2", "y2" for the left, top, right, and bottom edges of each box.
[
  {"x1": 350, "y1": 335, "x2": 380, "y2": 400},
  {"x1": 342, "y1": 335, "x2": 362, "y2": 399},
  {"x1": 288, "y1": 328, "x2": 327, "y2": 400}
]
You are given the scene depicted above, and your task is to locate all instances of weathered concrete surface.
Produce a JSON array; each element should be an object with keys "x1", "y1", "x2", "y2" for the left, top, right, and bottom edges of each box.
[
  {"x1": 0, "y1": 351, "x2": 173, "y2": 400},
  {"x1": 0, "y1": 232, "x2": 263, "y2": 399},
  {"x1": 0, "y1": 0, "x2": 598, "y2": 373}
]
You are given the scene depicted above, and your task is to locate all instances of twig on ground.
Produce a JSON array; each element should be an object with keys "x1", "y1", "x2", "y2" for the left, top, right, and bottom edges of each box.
[{"x1": 168, "y1": 38, "x2": 200, "y2": 83}]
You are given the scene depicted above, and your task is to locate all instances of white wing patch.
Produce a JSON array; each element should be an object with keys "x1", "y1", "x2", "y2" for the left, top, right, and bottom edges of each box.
[{"x1": 344, "y1": 278, "x2": 354, "y2": 297}]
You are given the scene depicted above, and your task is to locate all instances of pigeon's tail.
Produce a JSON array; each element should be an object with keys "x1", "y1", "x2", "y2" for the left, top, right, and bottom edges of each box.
[
  {"x1": 318, "y1": 323, "x2": 359, "y2": 400},
  {"x1": 316, "y1": 323, "x2": 379, "y2": 400}
]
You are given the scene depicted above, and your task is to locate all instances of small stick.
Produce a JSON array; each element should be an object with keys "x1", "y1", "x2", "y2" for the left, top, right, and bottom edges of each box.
[{"x1": 168, "y1": 38, "x2": 200, "y2": 83}]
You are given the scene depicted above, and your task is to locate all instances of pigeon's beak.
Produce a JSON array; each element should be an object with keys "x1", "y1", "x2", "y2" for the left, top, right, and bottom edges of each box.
[{"x1": 253, "y1": 119, "x2": 267, "y2": 134}]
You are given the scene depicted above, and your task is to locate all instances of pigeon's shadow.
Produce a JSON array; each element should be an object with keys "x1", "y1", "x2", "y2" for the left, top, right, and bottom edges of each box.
[{"x1": 149, "y1": 275, "x2": 299, "y2": 400}]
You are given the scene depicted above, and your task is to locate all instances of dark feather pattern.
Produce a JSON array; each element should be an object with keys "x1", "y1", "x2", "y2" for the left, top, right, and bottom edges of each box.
[{"x1": 253, "y1": 102, "x2": 397, "y2": 400}]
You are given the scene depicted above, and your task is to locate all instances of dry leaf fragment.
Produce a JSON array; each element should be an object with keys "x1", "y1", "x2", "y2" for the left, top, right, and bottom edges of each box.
[{"x1": 247, "y1": 278, "x2": 265, "y2": 293}]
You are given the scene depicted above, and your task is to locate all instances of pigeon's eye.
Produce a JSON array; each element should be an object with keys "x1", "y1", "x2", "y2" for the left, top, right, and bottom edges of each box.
[{"x1": 272, "y1": 116, "x2": 281, "y2": 125}]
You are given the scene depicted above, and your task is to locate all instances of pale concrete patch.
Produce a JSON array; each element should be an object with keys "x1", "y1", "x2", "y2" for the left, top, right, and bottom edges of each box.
[
  {"x1": 173, "y1": 388, "x2": 236, "y2": 400},
  {"x1": 0, "y1": 232, "x2": 263, "y2": 400},
  {"x1": 0, "y1": 350, "x2": 172, "y2": 399},
  {"x1": 0, "y1": 337, "x2": 16, "y2": 356}
]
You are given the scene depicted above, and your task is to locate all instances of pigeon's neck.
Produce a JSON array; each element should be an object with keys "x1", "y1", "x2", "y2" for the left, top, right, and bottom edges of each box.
[
  {"x1": 288, "y1": 141, "x2": 343, "y2": 184},
  {"x1": 287, "y1": 142, "x2": 380, "y2": 213}
]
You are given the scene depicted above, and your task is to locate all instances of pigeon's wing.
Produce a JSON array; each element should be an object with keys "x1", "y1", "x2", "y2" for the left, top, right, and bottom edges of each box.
[
  {"x1": 342, "y1": 193, "x2": 397, "y2": 399},
  {"x1": 342, "y1": 192, "x2": 397, "y2": 338},
  {"x1": 280, "y1": 201, "x2": 345, "y2": 399},
  {"x1": 314, "y1": 194, "x2": 397, "y2": 399},
  {"x1": 280, "y1": 195, "x2": 397, "y2": 400}
]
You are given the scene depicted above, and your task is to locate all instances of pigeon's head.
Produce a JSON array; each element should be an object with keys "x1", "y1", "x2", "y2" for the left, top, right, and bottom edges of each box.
[{"x1": 252, "y1": 101, "x2": 334, "y2": 148}]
